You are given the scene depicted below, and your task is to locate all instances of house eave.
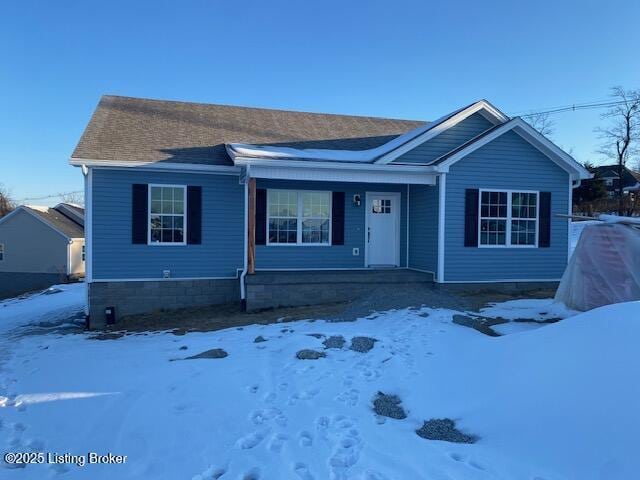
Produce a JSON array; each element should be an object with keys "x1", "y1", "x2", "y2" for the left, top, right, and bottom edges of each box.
[{"x1": 69, "y1": 157, "x2": 242, "y2": 174}]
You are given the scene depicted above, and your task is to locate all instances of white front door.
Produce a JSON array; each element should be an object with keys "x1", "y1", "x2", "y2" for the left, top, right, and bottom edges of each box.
[{"x1": 366, "y1": 193, "x2": 400, "y2": 267}]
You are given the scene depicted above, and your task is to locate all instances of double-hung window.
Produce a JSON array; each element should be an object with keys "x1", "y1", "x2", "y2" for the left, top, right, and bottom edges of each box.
[
  {"x1": 149, "y1": 185, "x2": 186, "y2": 244},
  {"x1": 479, "y1": 190, "x2": 538, "y2": 247},
  {"x1": 268, "y1": 190, "x2": 331, "y2": 245}
]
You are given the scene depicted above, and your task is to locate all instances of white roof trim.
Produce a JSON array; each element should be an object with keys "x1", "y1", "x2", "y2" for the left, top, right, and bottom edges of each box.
[
  {"x1": 0, "y1": 206, "x2": 73, "y2": 240},
  {"x1": 374, "y1": 100, "x2": 509, "y2": 164},
  {"x1": 234, "y1": 157, "x2": 437, "y2": 173},
  {"x1": 248, "y1": 164, "x2": 436, "y2": 185},
  {"x1": 434, "y1": 117, "x2": 592, "y2": 181},
  {"x1": 70, "y1": 158, "x2": 241, "y2": 174}
]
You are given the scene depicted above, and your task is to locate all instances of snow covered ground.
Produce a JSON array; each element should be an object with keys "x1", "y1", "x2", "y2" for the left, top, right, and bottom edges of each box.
[{"x1": 1, "y1": 284, "x2": 639, "y2": 479}]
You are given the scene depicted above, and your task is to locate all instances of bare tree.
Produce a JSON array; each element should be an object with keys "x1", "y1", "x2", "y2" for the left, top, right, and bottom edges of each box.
[
  {"x1": 596, "y1": 86, "x2": 640, "y2": 215},
  {"x1": 0, "y1": 184, "x2": 15, "y2": 218},
  {"x1": 58, "y1": 191, "x2": 84, "y2": 207},
  {"x1": 525, "y1": 112, "x2": 555, "y2": 137}
]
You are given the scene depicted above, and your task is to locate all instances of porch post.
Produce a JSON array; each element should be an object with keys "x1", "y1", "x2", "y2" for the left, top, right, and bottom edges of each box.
[{"x1": 247, "y1": 177, "x2": 256, "y2": 274}]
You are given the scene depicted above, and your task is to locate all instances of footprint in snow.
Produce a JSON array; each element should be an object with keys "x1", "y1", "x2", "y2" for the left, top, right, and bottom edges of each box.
[
  {"x1": 298, "y1": 431, "x2": 313, "y2": 447},
  {"x1": 236, "y1": 430, "x2": 269, "y2": 450},
  {"x1": 267, "y1": 433, "x2": 289, "y2": 453},
  {"x1": 242, "y1": 467, "x2": 261, "y2": 480},
  {"x1": 293, "y1": 462, "x2": 315, "y2": 480}
]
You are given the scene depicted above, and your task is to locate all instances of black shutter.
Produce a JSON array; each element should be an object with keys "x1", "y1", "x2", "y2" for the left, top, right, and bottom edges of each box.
[
  {"x1": 132, "y1": 184, "x2": 148, "y2": 244},
  {"x1": 255, "y1": 188, "x2": 267, "y2": 245},
  {"x1": 187, "y1": 186, "x2": 202, "y2": 245},
  {"x1": 331, "y1": 192, "x2": 345, "y2": 245},
  {"x1": 464, "y1": 188, "x2": 479, "y2": 247},
  {"x1": 539, "y1": 191, "x2": 551, "y2": 248}
]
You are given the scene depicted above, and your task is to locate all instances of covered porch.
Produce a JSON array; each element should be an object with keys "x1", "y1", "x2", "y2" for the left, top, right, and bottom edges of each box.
[{"x1": 241, "y1": 161, "x2": 439, "y2": 310}]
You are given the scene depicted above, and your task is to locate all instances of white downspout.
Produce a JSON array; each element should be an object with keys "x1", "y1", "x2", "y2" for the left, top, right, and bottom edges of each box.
[{"x1": 239, "y1": 166, "x2": 250, "y2": 306}]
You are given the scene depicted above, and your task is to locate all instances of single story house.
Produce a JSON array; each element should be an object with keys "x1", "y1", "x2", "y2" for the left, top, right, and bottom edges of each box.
[
  {"x1": 70, "y1": 96, "x2": 591, "y2": 327},
  {"x1": 0, "y1": 203, "x2": 85, "y2": 298}
]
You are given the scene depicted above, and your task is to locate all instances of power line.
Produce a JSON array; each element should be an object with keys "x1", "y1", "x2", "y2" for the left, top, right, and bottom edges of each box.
[
  {"x1": 512, "y1": 99, "x2": 629, "y2": 118},
  {"x1": 16, "y1": 190, "x2": 83, "y2": 203}
]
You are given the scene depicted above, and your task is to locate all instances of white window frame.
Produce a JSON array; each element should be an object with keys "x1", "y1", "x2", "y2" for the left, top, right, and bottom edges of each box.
[
  {"x1": 604, "y1": 178, "x2": 614, "y2": 187},
  {"x1": 148, "y1": 184, "x2": 188, "y2": 246},
  {"x1": 0, "y1": 243, "x2": 4, "y2": 261},
  {"x1": 266, "y1": 189, "x2": 332, "y2": 247},
  {"x1": 478, "y1": 189, "x2": 539, "y2": 249}
]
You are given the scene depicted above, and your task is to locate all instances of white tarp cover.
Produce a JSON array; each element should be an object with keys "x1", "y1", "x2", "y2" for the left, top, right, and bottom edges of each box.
[{"x1": 556, "y1": 222, "x2": 640, "y2": 311}]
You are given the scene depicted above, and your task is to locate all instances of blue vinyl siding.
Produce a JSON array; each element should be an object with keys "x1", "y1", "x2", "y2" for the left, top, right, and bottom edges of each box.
[
  {"x1": 408, "y1": 182, "x2": 439, "y2": 273},
  {"x1": 444, "y1": 130, "x2": 570, "y2": 281},
  {"x1": 394, "y1": 113, "x2": 494, "y2": 164},
  {"x1": 256, "y1": 179, "x2": 407, "y2": 269},
  {"x1": 91, "y1": 169, "x2": 244, "y2": 279}
]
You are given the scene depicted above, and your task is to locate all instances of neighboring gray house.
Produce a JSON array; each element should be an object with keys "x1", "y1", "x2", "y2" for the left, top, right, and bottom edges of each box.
[
  {"x1": 0, "y1": 203, "x2": 85, "y2": 298},
  {"x1": 70, "y1": 96, "x2": 591, "y2": 327}
]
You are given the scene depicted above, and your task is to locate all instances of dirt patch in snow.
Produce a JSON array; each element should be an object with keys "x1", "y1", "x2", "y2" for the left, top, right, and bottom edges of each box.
[
  {"x1": 253, "y1": 336, "x2": 267, "y2": 343},
  {"x1": 373, "y1": 392, "x2": 407, "y2": 419},
  {"x1": 416, "y1": 418, "x2": 478, "y2": 443},
  {"x1": 184, "y1": 348, "x2": 228, "y2": 360},
  {"x1": 452, "y1": 314, "x2": 507, "y2": 337},
  {"x1": 323, "y1": 335, "x2": 346, "y2": 349},
  {"x1": 296, "y1": 349, "x2": 326, "y2": 360},
  {"x1": 350, "y1": 336, "x2": 377, "y2": 352}
]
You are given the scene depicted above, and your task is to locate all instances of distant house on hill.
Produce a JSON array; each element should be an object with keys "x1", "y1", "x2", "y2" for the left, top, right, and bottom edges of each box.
[
  {"x1": 0, "y1": 203, "x2": 85, "y2": 299},
  {"x1": 591, "y1": 165, "x2": 640, "y2": 198}
]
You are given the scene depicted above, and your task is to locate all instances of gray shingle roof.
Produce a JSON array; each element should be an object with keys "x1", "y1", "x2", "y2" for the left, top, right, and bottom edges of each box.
[
  {"x1": 24, "y1": 206, "x2": 84, "y2": 238},
  {"x1": 71, "y1": 96, "x2": 424, "y2": 166}
]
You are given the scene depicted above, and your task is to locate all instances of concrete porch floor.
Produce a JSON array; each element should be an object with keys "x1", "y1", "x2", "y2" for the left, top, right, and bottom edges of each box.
[{"x1": 245, "y1": 269, "x2": 435, "y2": 311}]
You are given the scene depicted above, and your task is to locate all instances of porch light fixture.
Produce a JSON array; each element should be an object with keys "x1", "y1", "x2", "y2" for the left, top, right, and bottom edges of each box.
[{"x1": 353, "y1": 194, "x2": 361, "y2": 207}]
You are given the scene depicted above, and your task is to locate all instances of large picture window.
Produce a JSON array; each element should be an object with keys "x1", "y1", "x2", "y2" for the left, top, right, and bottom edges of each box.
[
  {"x1": 268, "y1": 190, "x2": 331, "y2": 245},
  {"x1": 479, "y1": 190, "x2": 538, "y2": 247},
  {"x1": 149, "y1": 185, "x2": 186, "y2": 244}
]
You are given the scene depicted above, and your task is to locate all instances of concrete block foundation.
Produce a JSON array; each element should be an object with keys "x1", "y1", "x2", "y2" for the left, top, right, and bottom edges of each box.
[{"x1": 88, "y1": 278, "x2": 239, "y2": 328}]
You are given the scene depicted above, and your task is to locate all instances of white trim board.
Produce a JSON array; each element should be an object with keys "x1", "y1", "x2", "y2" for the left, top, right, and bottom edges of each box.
[
  {"x1": 248, "y1": 164, "x2": 436, "y2": 185},
  {"x1": 434, "y1": 118, "x2": 592, "y2": 181},
  {"x1": 437, "y1": 174, "x2": 446, "y2": 282},
  {"x1": 70, "y1": 158, "x2": 241, "y2": 175},
  {"x1": 375, "y1": 100, "x2": 509, "y2": 164}
]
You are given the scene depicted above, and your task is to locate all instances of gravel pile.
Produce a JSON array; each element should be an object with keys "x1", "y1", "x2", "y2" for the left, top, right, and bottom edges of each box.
[
  {"x1": 415, "y1": 418, "x2": 478, "y2": 443},
  {"x1": 323, "y1": 335, "x2": 346, "y2": 349},
  {"x1": 373, "y1": 392, "x2": 407, "y2": 419},
  {"x1": 296, "y1": 349, "x2": 326, "y2": 360},
  {"x1": 350, "y1": 336, "x2": 377, "y2": 353},
  {"x1": 253, "y1": 336, "x2": 267, "y2": 343}
]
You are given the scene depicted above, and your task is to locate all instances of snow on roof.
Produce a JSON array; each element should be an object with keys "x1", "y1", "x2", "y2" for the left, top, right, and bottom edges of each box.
[{"x1": 24, "y1": 205, "x2": 50, "y2": 212}]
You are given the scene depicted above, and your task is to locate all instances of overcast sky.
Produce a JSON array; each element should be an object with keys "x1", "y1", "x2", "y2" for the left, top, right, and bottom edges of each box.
[{"x1": 1, "y1": 0, "x2": 638, "y2": 205}]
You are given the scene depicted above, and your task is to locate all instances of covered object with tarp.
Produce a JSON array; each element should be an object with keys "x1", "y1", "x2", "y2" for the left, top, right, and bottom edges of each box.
[{"x1": 556, "y1": 218, "x2": 640, "y2": 311}]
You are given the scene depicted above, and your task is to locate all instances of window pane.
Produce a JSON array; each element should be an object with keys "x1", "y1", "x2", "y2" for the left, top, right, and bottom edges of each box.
[
  {"x1": 151, "y1": 229, "x2": 161, "y2": 242},
  {"x1": 149, "y1": 186, "x2": 186, "y2": 244}
]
